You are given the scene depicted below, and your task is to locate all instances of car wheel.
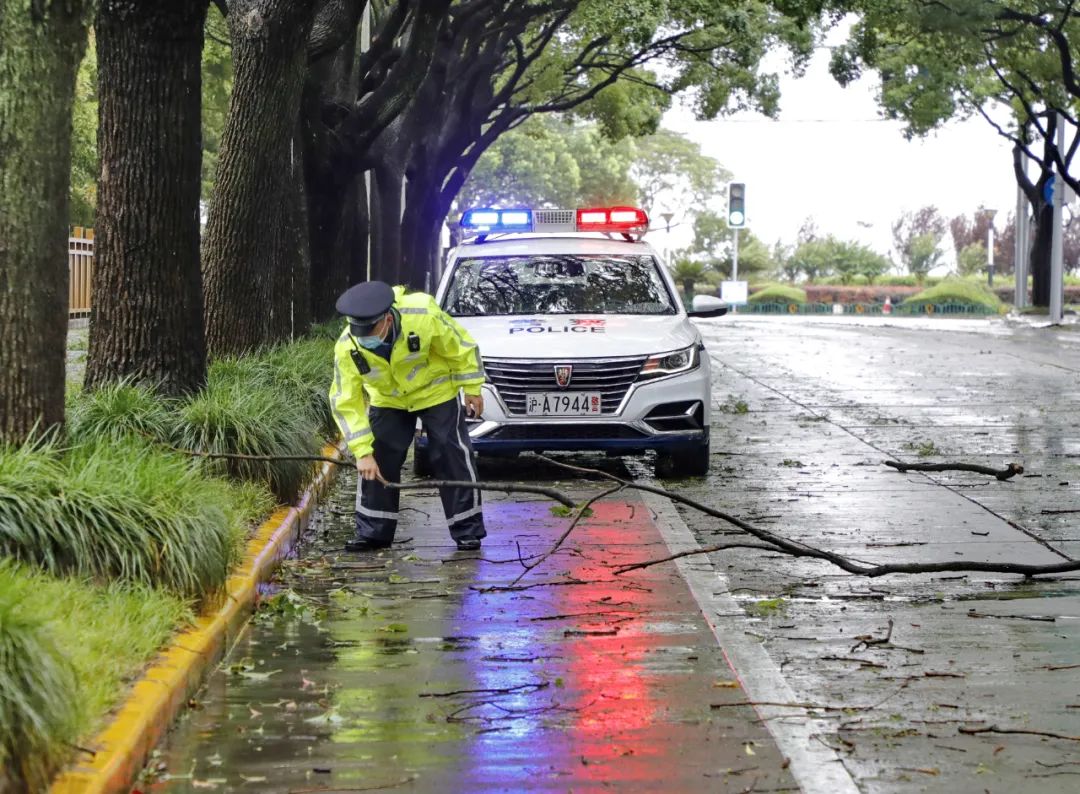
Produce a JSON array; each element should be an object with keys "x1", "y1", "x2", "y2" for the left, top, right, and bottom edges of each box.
[
  {"x1": 412, "y1": 442, "x2": 433, "y2": 478},
  {"x1": 655, "y1": 439, "x2": 710, "y2": 478}
]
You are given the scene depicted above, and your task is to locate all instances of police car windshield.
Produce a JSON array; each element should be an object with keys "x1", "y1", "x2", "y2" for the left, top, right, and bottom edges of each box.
[{"x1": 444, "y1": 254, "x2": 676, "y2": 316}]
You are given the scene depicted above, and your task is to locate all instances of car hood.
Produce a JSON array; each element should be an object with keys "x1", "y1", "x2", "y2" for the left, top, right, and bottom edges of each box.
[{"x1": 455, "y1": 315, "x2": 698, "y2": 359}]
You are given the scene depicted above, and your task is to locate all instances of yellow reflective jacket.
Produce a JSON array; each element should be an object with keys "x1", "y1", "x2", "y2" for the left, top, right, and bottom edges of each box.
[{"x1": 329, "y1": 287, "x2": 486, "y2": 459}]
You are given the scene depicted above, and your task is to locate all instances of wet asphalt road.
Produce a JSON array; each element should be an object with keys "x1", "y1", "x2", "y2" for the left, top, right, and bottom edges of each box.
[
  {"x1": 676, "y1": 314, "x2": 1080, "y2": 793},
  {"x1": 145, "y1": 315, "x2": 1080, "y2": 792}
]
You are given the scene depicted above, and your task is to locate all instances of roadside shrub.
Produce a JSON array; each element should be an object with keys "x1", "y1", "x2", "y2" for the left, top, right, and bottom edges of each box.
[
  {"x1": 877, "y1": 274, "x2": 919, "y2": 287},
  {"x1": 0, "y1": 580, "x2": 77, "y2": 794},
  {"x1": 748, "y1": 284, "x2": 806, "y2": 304},
  {"x1": 0, "y1": 438, "x2": 245, "y2": 598},
  {"x1": 803, "y1": 285, "x2": 919, "y2": 305},
  {"x1": 250, "y1": 339, "x2": 336, "y2": 436},
  {"x1": 308, "y1": 319, "x2": 344, "y2": 341},
  {"x1": 67, "y1": 380, "x2": 174, "y2": 443},
  {"x1": 902, "y1": 279, "x2": 1004, "y2": 312},
  {"x1": 0, "y1": 561, "x2": 190, "y2": 789},
  {"x1": 175, "y1": 364, "x2": 323, "y2": 502}
]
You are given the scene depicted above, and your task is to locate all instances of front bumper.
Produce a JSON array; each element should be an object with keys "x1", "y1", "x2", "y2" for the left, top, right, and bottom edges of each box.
[{"x1": 418, "y1": 359, "x2": 712, "y2": 455}]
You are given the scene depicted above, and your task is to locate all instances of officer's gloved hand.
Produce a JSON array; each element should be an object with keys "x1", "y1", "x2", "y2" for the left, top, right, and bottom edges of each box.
[{"x1": 356, "y1": 455, "x2": 383, "y2": 482}]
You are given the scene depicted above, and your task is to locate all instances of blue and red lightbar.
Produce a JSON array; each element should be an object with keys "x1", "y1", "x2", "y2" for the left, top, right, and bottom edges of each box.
[{"x1": 459, "y1": 206, "x2": 649, "y2": 234}]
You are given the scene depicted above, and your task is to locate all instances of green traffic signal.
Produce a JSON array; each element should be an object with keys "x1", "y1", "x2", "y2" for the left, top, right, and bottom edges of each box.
[{"x1": 728, "y1": 182, "x2": 746, "y2": 228}]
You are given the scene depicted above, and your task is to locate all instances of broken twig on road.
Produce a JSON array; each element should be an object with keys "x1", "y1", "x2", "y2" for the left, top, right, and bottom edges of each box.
[{"x1": 883, "y1": 459, "x2": 1024, "y2": 480}]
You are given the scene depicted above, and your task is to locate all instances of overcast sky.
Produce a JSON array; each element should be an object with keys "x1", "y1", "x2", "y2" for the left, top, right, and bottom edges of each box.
[{"x1": 659, "y1": 35, "x2": 1019, "y2": 264}]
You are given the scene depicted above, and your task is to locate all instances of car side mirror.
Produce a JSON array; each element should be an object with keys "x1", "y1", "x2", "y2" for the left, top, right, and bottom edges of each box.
[{"x1": 688, "y1": 294, "x2": 728, "y2": 318}]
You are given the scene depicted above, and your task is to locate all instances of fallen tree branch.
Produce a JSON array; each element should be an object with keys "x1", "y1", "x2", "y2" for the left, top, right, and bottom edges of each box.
[
  {"x1": 959, "y1": 725, "x2": 1080, "y2": 742},
  {"x1": 507, "y1": 484, "x2": 624, "y2": 587},
  {"x1": 145, "y1": 438, "x2": 580, "y2": 508},
  {"x1": 884, "y1": 460, "x2": 1024, "y2": 480},
  {"x1": 534, "y1": 455, "x2": 1080, "y2": 579}
]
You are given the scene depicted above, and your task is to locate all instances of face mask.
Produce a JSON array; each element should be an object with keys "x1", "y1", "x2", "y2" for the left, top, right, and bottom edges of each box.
[{"x1": 356, "y1": 334, "x2": 383, "y2": 350}]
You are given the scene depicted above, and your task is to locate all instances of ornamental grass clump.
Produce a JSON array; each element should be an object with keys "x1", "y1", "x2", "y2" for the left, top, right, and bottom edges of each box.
[
  {"x1": 0, "y1": 561, "x2": 190, "y2": 791},
  {"x1": 0, "y1": 439, "x2": 244, "y2": 598},
  {"x1": 250, "y1": 339, "x2": 336, "y2": 436},
  {"x1": 175, "y1": 361, "x2": 324, "y2": 502},
  {"x1": 0, "y1": 581, "x2": 77, "y2": 794},
  {"x1": 66, "y1": 380, "x2": 174, "y2": 443}
]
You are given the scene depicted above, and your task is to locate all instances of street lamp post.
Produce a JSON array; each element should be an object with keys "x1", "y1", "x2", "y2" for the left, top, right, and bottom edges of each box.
[
  {"x1": 986, "y1": 209, "x2": 997, "y2": 287},
  {"x1": 660, "y1": 211, "x2": 675, "y2": 269}
]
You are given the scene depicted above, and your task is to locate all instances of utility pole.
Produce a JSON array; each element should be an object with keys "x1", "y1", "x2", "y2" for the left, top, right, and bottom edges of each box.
[
  {"x1": 1051, "y1": 112, "x2": 1066, "y2": 325},
  {"x1": 1014, "y1": 151, "x2": 1029, "y2": 310},
  {"x1": 986, "y1": 209, "x2": 997, "y2": 287}
]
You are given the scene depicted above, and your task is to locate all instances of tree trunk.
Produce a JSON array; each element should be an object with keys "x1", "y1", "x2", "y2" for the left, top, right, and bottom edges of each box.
[
  {"x1": 85, "y1": 0, "x2": 209, "y2": 396},
  {"x1": 0, "y1": 0, "x2": 90, "y2": 447},
  {"x1": 1031, "y1": 200, "x2": 1053, "y2": 307},
  {"x1": 287, "y1": 126, "x2": 312, "y2": 335},
  {"x1": 303, "y1": 36, "x2": 359, "y2": 322},
  {"x1": 202, "y1": 0, "x2": 316, "y2": 356},
  {"x1": 401, "y1": 171, "x2": 445, "y2": 290},
  {"x1": 373, "y1": 161, "x2": 404, "y2": 283}
]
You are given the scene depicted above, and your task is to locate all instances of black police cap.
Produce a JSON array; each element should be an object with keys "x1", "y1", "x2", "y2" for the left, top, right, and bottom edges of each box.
[{"x1": 336, "y1": 281, "x2": 395, "y2": 333}]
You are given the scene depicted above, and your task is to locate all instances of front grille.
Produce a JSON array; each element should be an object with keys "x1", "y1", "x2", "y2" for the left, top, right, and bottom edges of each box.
[
  {"x1": 486, "y1": 424, "x2": 647, "y2": 441},
  {"x1": 484, "y1": 356, "x2": 647, "y2": 415}
]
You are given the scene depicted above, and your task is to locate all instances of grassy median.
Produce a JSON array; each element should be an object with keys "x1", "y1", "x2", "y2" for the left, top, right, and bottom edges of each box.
[{"x1": 1, "y1": 333, "x2": 335, "y2": 790}]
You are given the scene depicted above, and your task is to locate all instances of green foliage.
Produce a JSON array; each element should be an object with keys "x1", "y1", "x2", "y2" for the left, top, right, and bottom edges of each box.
[
  {"x1": 202, "y1": 5, "x2": 233, "y2": 204},
  {"x1": 69, "y1": 32, "x2": 98, "y2": 227},
  {"x1": 0, "y1": 437, "x2": 247, "y2": 598},
  {"x1": 0, "y1": 561, "x2": 188, "y2": 785},
  {"x1": 957, "y1": 242, "x2": 988, "y2": 276},
  {"x1": 630, "y1": 129, "x2": 730, "y2": 212},
  {"x1": 248, "y1": 339, "x2": 337, "y2": 437},
  {"x1": 906, "y1": 233, "x2": 945, "y2": 281},
  {"x1": 902, "y1": 279, "x2": 1004, "y2": 311},
  {"x1": 175, "y1": 359, "x2": 323, "y2": 503},
  {"x1": 456, "y1": 117, "x2": 636, "y2": 210},
  {"x1": 67, "y1": 380, "x2": 174, "y2": 443},
  {"x1": 0, "y1": 579, "x2": 77, "y2": 793},
  {"x1": 788, "y1": 236, "x2": 890, "y2": 283},
  {"x1": 748, "y1": 284, "x2": 806, "y2": 304},
  {"x1": 456, "y1": 118, "x2": 732, "y2": 221}
]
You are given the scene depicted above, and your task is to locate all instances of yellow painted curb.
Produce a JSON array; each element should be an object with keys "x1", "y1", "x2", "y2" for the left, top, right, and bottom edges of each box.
[{"x1": 50, "y1": 444, "x2": 345, "y2": 794}]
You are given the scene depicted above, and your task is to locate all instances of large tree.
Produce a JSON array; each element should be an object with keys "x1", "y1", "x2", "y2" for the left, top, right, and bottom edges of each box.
[
  {"x1": 831, "y1": 0, "x2": 1080, "y2": 305},
  {"x1": 84, "y1": 0, "x2": 211, "y2": 396},
  {"x1": 201, "y1": 0, "x2": 319, "y2": 356},
  {"x1": 361, "y1": 0, "x2": 820, "y2": 289},
  {"x1": 0, "y1": 0, "x2": 91, "y2": 446}
]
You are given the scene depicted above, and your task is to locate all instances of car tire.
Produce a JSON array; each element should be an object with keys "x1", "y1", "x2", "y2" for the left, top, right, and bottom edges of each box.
[
  {"x1": 655, "y1": 439, "x2": 710, "y2": 478},
  {"x1": 412, "y1": 442, "x2": 433, "y2": 478}
]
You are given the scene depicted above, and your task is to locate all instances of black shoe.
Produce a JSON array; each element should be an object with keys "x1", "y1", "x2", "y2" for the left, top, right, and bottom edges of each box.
[
  {"x1": 345, "y1": 537, "x2": 389, "y2": 552},
  {"x1": 455, "y1": 538, "x2": 482, "y2": 551}
]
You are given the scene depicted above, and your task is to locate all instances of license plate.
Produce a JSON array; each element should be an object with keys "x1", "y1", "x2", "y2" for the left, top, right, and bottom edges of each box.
[{"x1": 525, "y1": 392, "x2": 602, "y2": 416}]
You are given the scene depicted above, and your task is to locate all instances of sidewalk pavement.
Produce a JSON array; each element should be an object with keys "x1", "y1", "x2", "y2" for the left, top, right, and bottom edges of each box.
[{"x1": 148, "y1": 467, "x2": 805, "y2": 793}]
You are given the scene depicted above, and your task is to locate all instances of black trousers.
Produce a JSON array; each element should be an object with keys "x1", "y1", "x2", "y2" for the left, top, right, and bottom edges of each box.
[{"x1": 355, "y1": 397, "x2": 486, "y2": 545}]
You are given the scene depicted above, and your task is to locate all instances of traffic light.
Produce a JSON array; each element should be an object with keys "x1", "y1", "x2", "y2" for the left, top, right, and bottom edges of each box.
[{"x1": 727, "y1": 182, "x2": 746, "y2": 228}]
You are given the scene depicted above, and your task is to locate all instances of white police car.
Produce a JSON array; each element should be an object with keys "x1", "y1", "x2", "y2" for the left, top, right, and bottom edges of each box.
[{"x1": 417, "y1": 206, "x2": 727, "y2": 477}]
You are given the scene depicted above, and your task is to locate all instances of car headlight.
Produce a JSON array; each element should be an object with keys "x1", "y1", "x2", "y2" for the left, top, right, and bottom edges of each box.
[{"x1": 638, "y1": 345, "x2": 699, "y2": 380}]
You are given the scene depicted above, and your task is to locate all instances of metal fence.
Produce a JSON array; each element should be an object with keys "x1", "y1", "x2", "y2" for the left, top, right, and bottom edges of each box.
[
  {"x1": 743, "y1": 302, "x2": 999, "y2": 317},
  {"x1": 69, "y1": 227, "x2": 93, "y2": 317}
]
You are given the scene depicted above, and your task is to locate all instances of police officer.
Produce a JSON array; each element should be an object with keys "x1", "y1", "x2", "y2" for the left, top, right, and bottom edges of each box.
[{"x1": 330, "y1": 281, "x2": 487, "y2": 551}]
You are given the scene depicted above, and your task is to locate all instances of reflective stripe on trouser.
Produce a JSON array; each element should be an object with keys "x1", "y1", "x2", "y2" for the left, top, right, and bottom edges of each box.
[{"x1": 355, "y1": 398, "x2": 486, "y2": 544}]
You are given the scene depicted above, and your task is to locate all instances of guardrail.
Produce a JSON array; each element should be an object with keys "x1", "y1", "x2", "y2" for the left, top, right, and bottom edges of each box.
[{"x1": 69, "y1": 227, "x2": 94, "y2": 318}]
